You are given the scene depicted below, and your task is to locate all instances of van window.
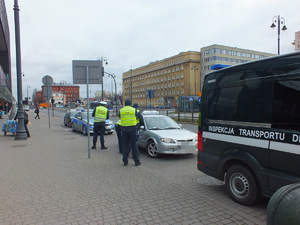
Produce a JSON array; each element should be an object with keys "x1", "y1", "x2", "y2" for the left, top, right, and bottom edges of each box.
[
  {"x1": 272, "y1": 79, "x2": 300, "y2": 131},
  {"x1": 207, "y1": 81, "x2": 272, "y2": 123}
]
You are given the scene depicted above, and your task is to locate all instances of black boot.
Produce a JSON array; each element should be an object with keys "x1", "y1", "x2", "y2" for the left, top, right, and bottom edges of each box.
[
  {"x1": 91, "y1": 143, "x2": 96, "y2": 149},
  {"x1": 101, "y1": 141, "x2": 107, "y2": 149}
]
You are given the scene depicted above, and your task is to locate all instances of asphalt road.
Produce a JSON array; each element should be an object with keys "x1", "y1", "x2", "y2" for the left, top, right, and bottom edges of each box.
[{"x1": 34, "y1": 108, "x2": 269, "y2": 224}]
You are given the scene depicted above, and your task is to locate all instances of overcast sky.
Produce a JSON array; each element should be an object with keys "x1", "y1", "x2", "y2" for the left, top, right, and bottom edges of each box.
[{"x1": 5, "y1": 0, "x2": 300, "y2": 99}]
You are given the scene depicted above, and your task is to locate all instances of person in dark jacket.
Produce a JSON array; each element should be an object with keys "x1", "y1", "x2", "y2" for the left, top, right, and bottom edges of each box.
[
  {"x1": 15, "y1": 111, "x2": 30, "y2": 137},
  {"x1": 34, "y1": 107, "x2": 40, "y2": 119}
]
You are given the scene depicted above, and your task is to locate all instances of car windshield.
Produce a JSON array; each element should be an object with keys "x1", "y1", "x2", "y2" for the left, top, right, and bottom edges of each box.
[
  {"x1": 70, "y1": 111, "x2": 78, "y2": 117},
  {"x1": 145, "y1": 116, "x2": 180, "y2": 130},
  {"x1": 82, "y1": 112, "x2": 93, "y2": 120}
]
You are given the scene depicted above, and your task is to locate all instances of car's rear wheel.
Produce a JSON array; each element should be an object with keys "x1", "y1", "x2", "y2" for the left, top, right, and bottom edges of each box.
[
  {"x1": 82, "y1": 125, "x2": 87, "y2": 135},
  {"x1": 147, "y1": 141, "x2": 159, "y2": 158},
  {"x1": 225, "y1": 165, "x2": 260, "y2": 205},
  {"x1": 71, "y1": 123, "x2": 76, "y2": 132}
]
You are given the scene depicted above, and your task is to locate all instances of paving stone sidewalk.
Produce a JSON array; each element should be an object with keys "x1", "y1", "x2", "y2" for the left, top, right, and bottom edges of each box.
[{"x1": 0, "y1": 111, "x2": 267, "y2": 225}]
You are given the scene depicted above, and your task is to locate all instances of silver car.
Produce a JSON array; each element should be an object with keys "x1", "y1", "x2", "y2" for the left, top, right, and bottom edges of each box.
[{"x1": 138, "y1": 113, "x2": 197, "y2": 158}]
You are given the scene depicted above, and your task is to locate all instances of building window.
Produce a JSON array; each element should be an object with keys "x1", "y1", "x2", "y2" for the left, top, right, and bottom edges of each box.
[
  {"x1": 181, "y1": 65, "x2": 184, "y2": 70},
  {"x1": 176, "y1": 74, "x2": 179, "y2": 79},
  {"x1": 181, "y1": 90, "x2": 184, "y2": 94},
  {"x1": 181, "y1": 74, "x2": 184, "y2": 78},
  {"x1": 181, "y1": 82, "x2": 184, "y2": 86}
]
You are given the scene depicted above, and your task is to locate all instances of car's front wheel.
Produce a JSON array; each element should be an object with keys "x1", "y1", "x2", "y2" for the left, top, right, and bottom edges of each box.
[
  {"x1": 225, "y1": 164, "x2": 260, "y2": 205},
  {"x1": 147, "y1": 141, "x2": 159, "y2": 158}
]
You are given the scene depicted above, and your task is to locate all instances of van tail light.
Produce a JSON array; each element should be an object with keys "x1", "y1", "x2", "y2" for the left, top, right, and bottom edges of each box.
[{"x1": 198, "y1": 130, "x2": 203, "y2": 151}]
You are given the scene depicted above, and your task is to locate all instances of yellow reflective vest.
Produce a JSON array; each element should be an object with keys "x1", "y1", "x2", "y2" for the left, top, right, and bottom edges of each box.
[
  {"x1": 116, "y1": 119, "x2": 121, "y2": 125},
  {"x1": 94, "y1": 106, "x2": 108, "y2": 122},
  {"x1": 120, "y1": 106, "x2": 137, "y2": 126}
]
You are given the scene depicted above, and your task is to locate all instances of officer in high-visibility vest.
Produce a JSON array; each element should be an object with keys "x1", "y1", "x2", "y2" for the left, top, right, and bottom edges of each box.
[
  {"x1": 115, "y1": 119, "x2": 122, "y2": 153},
  {"x1": 92, "y1": 101, "x2": 109, "y2": 149},
  {"x1": 119, "y1": 99, "x2": 141, "y2": 166}
]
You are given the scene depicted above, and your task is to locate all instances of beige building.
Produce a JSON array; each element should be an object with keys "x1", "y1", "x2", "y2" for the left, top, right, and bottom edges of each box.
[
  {"x1": 122, "y1": 45, "x2": 275, "y2": 108},
  {"x1": 122, "y1": 51, "x2": 201, "y2": 107},
  {"x1": 200, "y1": 44, "x2": 276, "y2": 91}
]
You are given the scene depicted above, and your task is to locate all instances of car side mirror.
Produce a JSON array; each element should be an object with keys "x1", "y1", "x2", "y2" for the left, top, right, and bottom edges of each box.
[
  {"x1": 140, "y1": 125, "x2": 145, "y2": 130},
  {"x1": 179, "y1": 124, "x2": 182, "y2": 127}
]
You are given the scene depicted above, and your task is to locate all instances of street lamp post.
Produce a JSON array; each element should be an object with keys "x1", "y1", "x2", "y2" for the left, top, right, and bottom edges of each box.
[
  {"x1": 105, "y1": 72, "x2": 118, "y2": 116},
  {"x1": 27, "y1": 85, "x2": 30, "y2": 101},
  {"x1": 100, "y1": 57, "x2": 108, "y2": 101},
  {"x1": 14, "y1": 0, "x2": 27, "y2": 140},
  {"x1": 270, "y1": 15, "x2": 287, "y2": 55},
  {"x1": 130, "y1": 66, "x2": 133, "y2": 102},
  {"x1": 191, "y1": 66, "x2": 198, "y2": 96}
]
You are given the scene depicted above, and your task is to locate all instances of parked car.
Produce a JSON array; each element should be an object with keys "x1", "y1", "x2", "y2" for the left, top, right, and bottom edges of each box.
[
  {"x1": 24, "y1": 105, "x2": 30, "y2": 111},
  {"x1": 138, "y1": 112, "x2": 197, "y2": 158},
  {"x1": 64, "y1": 110, "x2": 78, "y2": 127},
  {"x1": 71, "y1": 111, "x2": 114, "y2": 135}
]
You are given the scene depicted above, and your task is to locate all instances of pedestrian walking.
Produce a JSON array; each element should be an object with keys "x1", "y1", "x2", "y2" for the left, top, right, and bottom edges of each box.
[
  {"x1": 34, "y1": 106, "x2": 40, "y2": 119},
  {"x1": 120, "y1": 99, "x2": 141, "y2": 166},
  {"x1": 115, "y1": 119, "x2": 122, "y2": 153},
  {"x1": 92, "y1": 101, "x2": 109, "y2": 150}
]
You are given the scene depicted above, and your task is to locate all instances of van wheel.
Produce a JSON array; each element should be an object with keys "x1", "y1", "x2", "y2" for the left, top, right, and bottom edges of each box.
[
  {"x1": 225, "y1": 165, "x2": 260, "y2": 205},
  {"x1": 147, "y1": 141, "x2": 159, "y2": 158}
]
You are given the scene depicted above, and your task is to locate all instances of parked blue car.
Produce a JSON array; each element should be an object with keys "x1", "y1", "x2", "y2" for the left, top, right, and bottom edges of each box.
[{"x1": 71, "y1": 111, "x2": 114, "y2": 135}]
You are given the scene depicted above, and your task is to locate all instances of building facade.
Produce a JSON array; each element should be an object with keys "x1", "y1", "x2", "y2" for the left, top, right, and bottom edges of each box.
[
  {"x1": 0, "y1": 0, "x2": 14, "y2": 112},
  {"x1": 200, "y1": 44, "x2": 276, "y2": 90},
  {"x1": 122, "y1": 51, "x2": 201, "y2": 107},
  {"x1": 41, "y1": 83, "x2": 80, "y2": 104}
]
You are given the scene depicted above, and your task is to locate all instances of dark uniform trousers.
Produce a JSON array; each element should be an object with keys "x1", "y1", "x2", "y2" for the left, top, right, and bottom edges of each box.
[
  {"x1": 93, "y1": 122, "x2": 106, "y2": 147},
  {"x1": 121, "y1": 125, "x2": 140, "y2": 164}
]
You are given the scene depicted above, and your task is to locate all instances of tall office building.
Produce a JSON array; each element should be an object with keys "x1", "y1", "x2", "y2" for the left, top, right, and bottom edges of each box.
[
  {"x1": 122, "y1": 51, "x2": 201, "y2": 107},
  {"x1": 200, "y1": 44, "x2": 276, "y2": 91}
]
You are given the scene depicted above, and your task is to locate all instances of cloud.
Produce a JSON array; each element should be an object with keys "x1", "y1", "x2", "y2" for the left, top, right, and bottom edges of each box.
[{"x1": 6, "y1": 0, "x2": 300, "y2": 98}]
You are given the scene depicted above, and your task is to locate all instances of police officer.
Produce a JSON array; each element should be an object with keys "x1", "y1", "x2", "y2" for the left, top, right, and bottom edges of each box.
[
  {"x1": 92, "y1": 101, "x2": 109, "y2": 149},
  {"x1": 120, "y1": 99, "x2": 141, "y2": 166},
  {"x1": 115, "y1": 119, "x2": 122, "y2": 153}
]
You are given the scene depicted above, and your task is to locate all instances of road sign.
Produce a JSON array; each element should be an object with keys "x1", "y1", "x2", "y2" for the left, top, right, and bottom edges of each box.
[
  {"x1": 42, "y1": 75, "x2": 53, "y2": 85},
  {"x1": 146, "y1": 90, "x2": 155, "y2": 98},
  {"x1": 189, "y1": 96, "x2": 193, "y2": 101},
  {"x1": 198, "y1": 97, "x2": 201, "y2": 102},
  {"x1": 72, "y1": 60, "x2": 102, "y2": 84},
  {"x1": 44, "y1": 86, "x2": 52, "y2": 101}
]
